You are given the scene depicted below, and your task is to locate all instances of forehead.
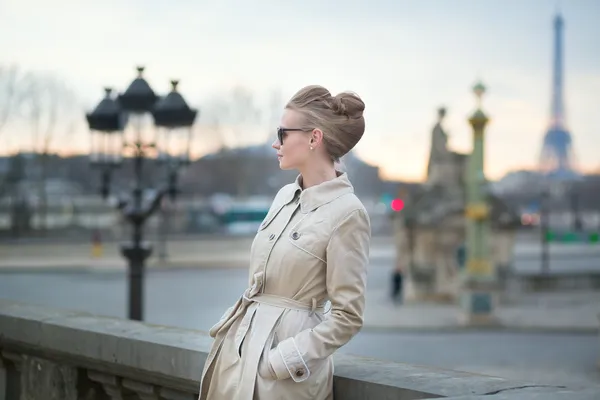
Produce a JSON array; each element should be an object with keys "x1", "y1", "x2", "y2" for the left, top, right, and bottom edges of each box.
[{"x1": 280, "y1": 109, "x2": 304, "y2": 127}]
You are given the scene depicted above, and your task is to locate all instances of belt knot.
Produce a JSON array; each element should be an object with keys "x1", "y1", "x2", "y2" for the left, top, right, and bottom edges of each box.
[{"x1": 242, "y1": 271, "x2": 264, "y2": 304}]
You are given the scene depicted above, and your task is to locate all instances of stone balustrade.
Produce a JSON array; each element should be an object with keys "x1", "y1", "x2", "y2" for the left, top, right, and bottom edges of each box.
[{"x1": 0, "y1": 299, "x2": 596, "y2": 400}]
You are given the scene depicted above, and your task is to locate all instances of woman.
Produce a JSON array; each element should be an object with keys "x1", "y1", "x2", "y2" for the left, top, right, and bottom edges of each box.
[{"x1": 199, "y1": 85, "x2": 371, "y2": 400}]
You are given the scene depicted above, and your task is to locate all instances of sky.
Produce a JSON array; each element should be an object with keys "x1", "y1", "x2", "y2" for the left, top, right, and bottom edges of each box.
[{"x1": 0, "y1": 0, "x2": 599, "y2": 181}]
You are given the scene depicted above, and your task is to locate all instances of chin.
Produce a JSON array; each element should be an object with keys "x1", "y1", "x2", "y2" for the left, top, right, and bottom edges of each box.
[
  {"x1": 278, "y1": 159, "x2": 297, "y2": 171},
  {"x1": 279, "y1": 163, "x2": 294, "y2": 171}
]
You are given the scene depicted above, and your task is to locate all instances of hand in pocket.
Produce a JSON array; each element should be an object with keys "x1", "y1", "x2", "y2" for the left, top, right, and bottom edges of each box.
[{"x1": 258, "y1": 351, "x2": 277, "y2": 380}]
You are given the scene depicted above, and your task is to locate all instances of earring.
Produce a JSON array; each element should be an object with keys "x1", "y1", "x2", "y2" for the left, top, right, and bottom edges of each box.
[{"x1": 310, "y1": 146, "x2": 313, "y2": 150}]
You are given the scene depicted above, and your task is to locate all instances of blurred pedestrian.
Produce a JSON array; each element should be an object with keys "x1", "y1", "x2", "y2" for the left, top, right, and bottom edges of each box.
[
  {"x1": 391, "y1": 262, "x2": 404, "y2": 304},
  {"x1": 199, "y1": 85, "x2": 371, "y2": 400}
]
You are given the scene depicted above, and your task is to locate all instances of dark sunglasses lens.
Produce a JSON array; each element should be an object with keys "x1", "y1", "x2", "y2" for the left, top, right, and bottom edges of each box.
[{"x1": 277, "y1": 128, "x2": 284, "y2": 144}]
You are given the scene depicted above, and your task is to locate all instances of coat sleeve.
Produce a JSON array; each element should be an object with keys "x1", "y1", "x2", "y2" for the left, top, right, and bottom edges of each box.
[{"x1": 267, "y1": 208, "x2": 371, "y2": 382}]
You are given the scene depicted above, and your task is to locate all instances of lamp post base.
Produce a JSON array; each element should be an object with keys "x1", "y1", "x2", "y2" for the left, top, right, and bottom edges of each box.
[
  {"x1": 459, "y1": 290, "x2": 500, "y2": 327},
  {"x1": 121, "y1": 242, "x2": 153, "y2": 321}
]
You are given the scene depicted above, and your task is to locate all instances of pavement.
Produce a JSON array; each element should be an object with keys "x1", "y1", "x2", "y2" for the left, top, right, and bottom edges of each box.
[
  {"x1": 363, "y1": 290, "x2": 600, "y2": 334},
  {"x1": 2, "y1": 233, "x2": 599, "y2": 271},
  {"x1": 0, "y1": 235, "x2": 230, "y2": 264},
  {"x1": 1, "y1": 235, "x2": 599, "y2": 334},
  {"x1": 0, "y1": 236, "x2": 396, "y2": 271}
]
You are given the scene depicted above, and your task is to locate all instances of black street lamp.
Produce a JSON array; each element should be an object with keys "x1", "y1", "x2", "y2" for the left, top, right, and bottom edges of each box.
[
  {"x1": 85, "y1": 66, "x2": 198, "y2": 321},
  {"x1": 153, "y1": 79, "x2": 198, "y2": 199},
  {"x1": 152, "y1": 79, "x2": 198, "y2": 259},
  {"x1": 86, "y1": 87, "x2": 125, "y2": 199}
]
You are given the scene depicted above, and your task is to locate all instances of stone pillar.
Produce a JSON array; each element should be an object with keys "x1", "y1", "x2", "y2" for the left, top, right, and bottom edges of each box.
[
  {"x1": 0, "y1": 351, "x2": 108, "y2": 400},
  {"x1": 396, "y1": 214, "x2": 437, "y2": 303},
  {"x1": 1, "y1": 350, "x2": 23, "y2": 400},
  {"x1": 0, "y1": 354, "x2": 6, "y2": 400},
  {"x1": 87, "y1": 370, "x2": 196, "y2": 400},
  {"x1": 433, "y1": 227, "x2": 462, "y2": 302},
  {"x1": 460, "y1": 81, "x2": 499, "y2": 326},
  {"x1": 87, "y1": 371, "x2": 132, "y2": 400},
  {"x1": 21, "y1": 356, "x2": 80, "y2": 400}
]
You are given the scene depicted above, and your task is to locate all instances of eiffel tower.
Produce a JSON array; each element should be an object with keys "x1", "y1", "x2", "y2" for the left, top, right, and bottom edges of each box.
[{"x1": 538, "y1": 13, "x2": 579, "y2": 180}]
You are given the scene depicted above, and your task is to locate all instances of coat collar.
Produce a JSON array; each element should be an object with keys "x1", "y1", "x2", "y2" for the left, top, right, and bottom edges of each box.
[{"x1": 282, "y1": 171, "x2": 354, "y2": 213}]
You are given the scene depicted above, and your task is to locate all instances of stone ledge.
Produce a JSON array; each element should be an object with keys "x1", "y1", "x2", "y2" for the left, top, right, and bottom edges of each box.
[
  {"x1": 0, "y1": 299, "x2": 593, "y2": 399},
  {"x1": 435, "y1": 386, "x2": 600, "y2": 400}
]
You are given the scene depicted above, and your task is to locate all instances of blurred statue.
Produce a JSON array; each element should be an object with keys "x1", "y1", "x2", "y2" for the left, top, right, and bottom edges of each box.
[
  {"x1": 391, "y1": 107, "x2": 520, "y2": 304},
  {"x1": 427, "y1": 108, "x2": 449, "y2": 177},
  {"x1": 426, "y1": 107, "x2": 464, "y2": 187}
]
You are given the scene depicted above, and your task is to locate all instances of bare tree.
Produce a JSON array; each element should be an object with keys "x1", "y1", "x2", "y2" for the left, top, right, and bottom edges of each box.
[
  {"x1": 0, "y1": 65, "x2": 31, "y2": 140},
  {"x1": 19, "y1": 73, "x2": 81, "y2": 232},
  {"x1": 0, "y1": 66, "x2": 35, "y2": 236},
  {"x1": 199, "y1": 85, "x2": 285, "y2": 149},
  {"x1": 185, "y1": 86, "x2": 285, "y2": 197},
  {"x1": 216, "y1": 86, "x2": 263, "y2": 149},
  {"x1": 198, "y1": 86, "x2": 263, "y2": 196}
]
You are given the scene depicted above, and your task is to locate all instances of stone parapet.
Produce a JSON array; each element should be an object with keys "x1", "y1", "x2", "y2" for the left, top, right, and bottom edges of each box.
[{"x1": 0, "y1": 300, "x2": 596, "y2": 399}]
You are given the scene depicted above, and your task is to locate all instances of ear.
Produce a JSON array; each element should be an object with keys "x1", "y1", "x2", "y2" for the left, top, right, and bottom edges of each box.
[{"x1": 310, "y1": 128, "x2": 324, "y2": 147}]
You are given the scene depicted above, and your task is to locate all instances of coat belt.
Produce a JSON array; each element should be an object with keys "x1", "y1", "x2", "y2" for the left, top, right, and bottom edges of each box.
[
  {"x1": 243, "y1": 271, "x2": 325, "y2": 314},
  {"x1": 201, "y1": 271, "x2": 327, "y2": 400},
  {"x1": 244, "y1": 293, "x2": 326, "y2": 315},
  {"x1": 209, "y1": 271, "x2": 326, "y2": 339}
]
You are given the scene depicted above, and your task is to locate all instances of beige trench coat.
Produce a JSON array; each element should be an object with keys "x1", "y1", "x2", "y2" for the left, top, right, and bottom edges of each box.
[{"x1": 199, "y1": 172, "x2": 371, "y2": 400}]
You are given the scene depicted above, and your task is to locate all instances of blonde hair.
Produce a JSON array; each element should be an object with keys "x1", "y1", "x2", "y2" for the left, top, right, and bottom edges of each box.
[{"x1": 285, "y1": 85, "x2": 365, "y2": 162}]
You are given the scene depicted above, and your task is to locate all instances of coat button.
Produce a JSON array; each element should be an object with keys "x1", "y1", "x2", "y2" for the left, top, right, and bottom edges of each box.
[
  {"x1": 268, "y1": 233, "x2": 275, "y2": 240},
  {"x1": 291, "y1": 232, "x2": 300, "y2": 240},
  {"x1": 295, "y1": 369, "x2": 304, "y2": 377}
]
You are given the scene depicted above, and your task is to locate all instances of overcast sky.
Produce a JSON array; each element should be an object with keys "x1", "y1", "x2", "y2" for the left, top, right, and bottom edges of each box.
[{"x1": 1, "y1": 0, "x2": 599, "y2": 181}]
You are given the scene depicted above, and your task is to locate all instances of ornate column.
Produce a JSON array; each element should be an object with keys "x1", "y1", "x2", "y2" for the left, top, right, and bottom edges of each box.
[
  {"x1": 87, "y1": 370, "x2": 196, "y2": 400},
  {"x1": 0, "y1": 350, "x2": 22, "y2": 400},
  {"x1": 461, "y1": 81, "x2": 498, "y2": 325}
]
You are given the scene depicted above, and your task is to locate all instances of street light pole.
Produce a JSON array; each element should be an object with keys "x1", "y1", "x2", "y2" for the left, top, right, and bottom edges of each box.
[
  {"x1": 120, "y1": 140, "x2": 155, "y2": 321},
  {"x1": 86, "y1": 67, "x2": 197, "y2": 321},
  {"x1": 540, "y1": 189, "x2": 550, "y2": 274},
  {"x1": 115, "y1": 67, "x2": 159, "y2": 321},
  {"x1": 461, "y1": 81, "x2": 498, "y2": 326},
  {"x1": 571, "y1": 180, "x2": 582, "y2": 232}
]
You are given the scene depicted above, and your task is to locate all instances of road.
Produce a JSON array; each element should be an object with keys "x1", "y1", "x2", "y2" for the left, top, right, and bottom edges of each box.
[
  {"x1": 1, "y1": 234, "x2": 600, "y2": 278},
  {"x1": 0, "y1": 265, "x2": 598, "y2": 390}
]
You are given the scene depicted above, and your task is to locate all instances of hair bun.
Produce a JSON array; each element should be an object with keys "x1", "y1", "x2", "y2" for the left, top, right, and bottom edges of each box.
[
  {"x1": 285, "y1": 85, "x2": 366, "y2": 161},
  {"x1": 332, "y1": 92, "x2": 365, "y2": 119},
  {"x1": 331, "y1": 97, "x2": 347, "y2": 116}
]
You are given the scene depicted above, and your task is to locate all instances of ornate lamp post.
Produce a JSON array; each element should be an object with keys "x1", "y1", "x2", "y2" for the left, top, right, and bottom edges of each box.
[
  {"x1": 153, "y1": 80, "x2": 198, "y2": 199},
  {"x1": 86, "y1": 88, "x2": 125, "y2": 198},
  {"x1": 461, "y1": 81, "x2": 498, "y2": 325},
  {"x1": 152, "y1": 80, "x2": 198, "y2": 259},
  {"x1": 86, "y1": 67, "x2": 197, "y2": 321}
]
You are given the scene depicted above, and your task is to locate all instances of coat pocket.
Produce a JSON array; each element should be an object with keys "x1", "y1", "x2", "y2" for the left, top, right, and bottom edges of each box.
[
  {"x1": 257, "y1": 331, "x2": 278, "y2": 380},
  {"x1": 273, "y1": 310, "x2": 321, "y2": 347},
  {"x1": 287, "y1": 219, "x2": 328, "y2": 264}
]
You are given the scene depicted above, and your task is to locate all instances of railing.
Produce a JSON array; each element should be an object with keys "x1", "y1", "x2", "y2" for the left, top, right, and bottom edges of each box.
[{"x1": 0, "y1": 299, "x2": 595, "y2": 399}]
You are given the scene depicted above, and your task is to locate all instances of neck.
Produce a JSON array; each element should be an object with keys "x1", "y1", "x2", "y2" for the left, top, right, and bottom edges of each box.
[{"x1": 299, "y1": 162, "x2": 338, "y2": 189}]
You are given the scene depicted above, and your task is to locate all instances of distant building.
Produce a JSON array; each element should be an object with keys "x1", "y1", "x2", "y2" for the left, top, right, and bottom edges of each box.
[
  {"x1": 490, "y1": 170, "x2": 545, "y2": 196},
  {"x1": 182, "y1": 143, "x2": 386, "y2": 198}
]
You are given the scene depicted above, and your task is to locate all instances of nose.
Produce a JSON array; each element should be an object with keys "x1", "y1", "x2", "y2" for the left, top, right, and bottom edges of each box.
[{"x1": 271, "y1": 140, "x2": 280, "y2": 150}]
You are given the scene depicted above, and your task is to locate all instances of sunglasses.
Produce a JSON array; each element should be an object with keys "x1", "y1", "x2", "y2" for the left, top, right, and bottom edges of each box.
[{"x1": 277, "y1": 127, "x2": 312, "y2": 145}]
